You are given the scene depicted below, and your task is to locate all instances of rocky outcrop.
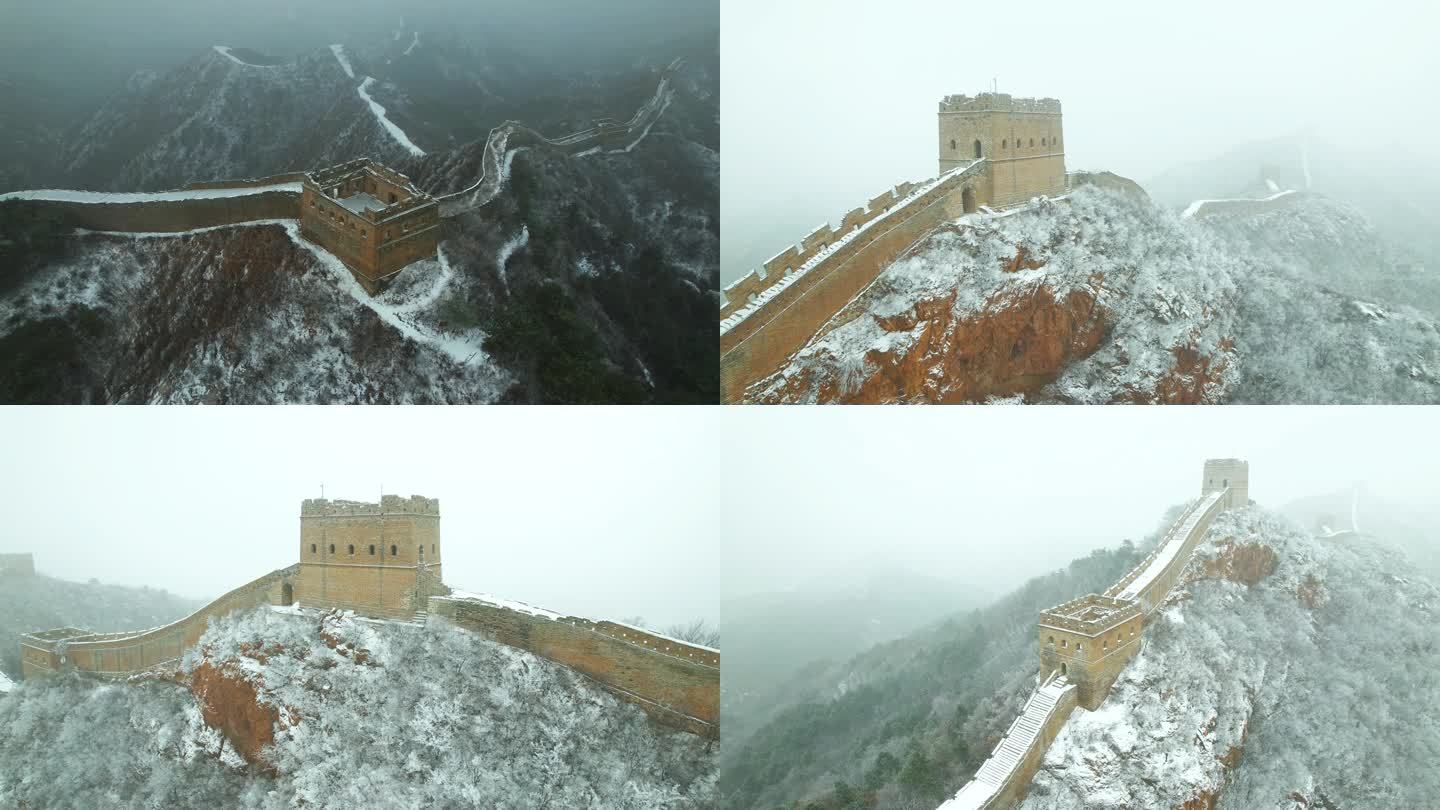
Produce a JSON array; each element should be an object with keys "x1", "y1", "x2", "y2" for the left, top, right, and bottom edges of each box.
[
  {"x1": 1194, "y1": 538, "x2": 1279, "y2": 587},
  {"x1": 754, "y1": 280, "x2": 1108, "y2": 404},
  {"x1": 745, "y1": 187, "x2": 1241, "y2": 404},
  {"x1": 190, "y1": 655, "x2": 294, "y2": 768}
]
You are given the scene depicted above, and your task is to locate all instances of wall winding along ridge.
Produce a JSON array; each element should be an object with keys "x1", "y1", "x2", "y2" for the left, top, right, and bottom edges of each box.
[
  {"x1": 718, "y1": 160, "x2": 987, "y2": 403},
  {"x1": 429, "y1": 595, "x2": 719, "y2": 738},
  {"x1": 18, "y1": 565, "x2": 299, "y2": 680},
  {"x1": 940, "y1": 460, "x2": 1248, "y2": 810}
]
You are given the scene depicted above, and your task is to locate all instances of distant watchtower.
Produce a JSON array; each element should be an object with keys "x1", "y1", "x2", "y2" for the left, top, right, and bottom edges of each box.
[
  {"x1": 297, "y1": 495, "x2": 444, "y2": 619},
  {"x1": 938, "y1": 93, "x2": 1066, "y2": 207},
  {"x1": 1202, "y1": 458, "x2": 1250, "y2": 511}
]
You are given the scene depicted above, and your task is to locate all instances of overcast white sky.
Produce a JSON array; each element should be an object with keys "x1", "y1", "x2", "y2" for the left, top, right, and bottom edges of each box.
[
  {"x1": 719, "y1": 406, "x2": 1440, "y2": 599},
  {"x1": 1, "y1": 407, "x2": 717, "y2": 630},
  {"x1": 721, "y1": 0, "x2": 1440, "y2": 284}
]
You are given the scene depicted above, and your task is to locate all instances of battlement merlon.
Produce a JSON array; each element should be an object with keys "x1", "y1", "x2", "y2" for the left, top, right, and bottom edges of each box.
[
  {"x1": 938, "y1": 93, "x2": 1062, "y2": 114},
  {"x1": 305, "y1": 159, "x2": 422, "y2": 194},
  {"x1": 1039, "y1": 594, "x2": 1142, "y2": 635},
  {"x1": 300, "y1": 495, "x2": 441, "y2": 517}
]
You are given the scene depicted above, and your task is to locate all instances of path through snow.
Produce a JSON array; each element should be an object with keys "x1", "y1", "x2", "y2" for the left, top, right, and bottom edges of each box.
[
  {"x1": 357, "y1": 77, "x2": 425, "y2": 156},
  {"x1": 329, "y1": 44, "x2": 355, "y2": 79},
  {"x1": 282, "y1": 223, "x2": 490, "y2": 367},
  {"x1": 493, "y1": 225, "x2": 529, "y2": 295},
  {"x1": 212, "y1": 46, "x2": 273, "y2": 68}
]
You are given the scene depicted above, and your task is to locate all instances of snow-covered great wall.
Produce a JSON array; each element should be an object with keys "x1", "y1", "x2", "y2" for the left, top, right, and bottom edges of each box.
[
  {"x1": 0, "y1": 57, "x2": 682, "y2": 233},
  {"x1": 19, "y1": 565, "x2": 301, "y2": 679},
  {"x1": 430, "y1": 594, "x2": 719, "y2": 738},
  {"x1": 0, "y1": 179, "x2": 305, "y2": 233},
  {"x1": 939, "y1": 460, "x2": 1245, "y2": 810},
  {"x1": 18, "y1": 571, "x2": 719, "y2": 739},
  {"x1": 717, "y1": 159, "x2": 988, "y2": 403}
]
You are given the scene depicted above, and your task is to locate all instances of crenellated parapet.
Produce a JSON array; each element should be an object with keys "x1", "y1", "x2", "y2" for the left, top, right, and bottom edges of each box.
[
  {"x1": 939, "y1": 93, "x2": 1062, "y2": 114},
  {"x1": 300, "y1": 495, "x2": 440, "y2": 517},
  {"x1": 429, "y1": 594, "x2": 720, "y2": 737}
]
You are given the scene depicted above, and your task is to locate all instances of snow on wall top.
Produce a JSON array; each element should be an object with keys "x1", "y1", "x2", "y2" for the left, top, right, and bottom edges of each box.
[
  {"x1": 329, "y1": 44, "x2": 355, "y2": 79},
  {"x1": 939, "y1": 676, "x2": 1075, "y2": 809},
  {"x1": 357, "y1": 77, "x2": 425, "y2": 157},
  {"x1": 1115, "y1": 489, "x2": 1226, "y2": 602},
  {"x1": 719, "y1": 160, "x2": 984, "y2": 335},
  {"x1": 212, "y1": 46, "x2": 273, "y2": 68},
  {"x1": 1182, "y1": 189, "x2": 1296, "y2": 219},
  {"x1": 0, "y1": 184, "x2": 302, "y2": 204}
]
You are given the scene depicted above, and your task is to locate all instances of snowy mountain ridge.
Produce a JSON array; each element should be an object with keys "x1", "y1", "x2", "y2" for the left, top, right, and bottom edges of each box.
[
  {"x1": 1019, "y1": 507, "x2": 1440, "y2": 809},
  {"x1": 0, "y1": 605, "x2": 717, "y2": 808},
  {"x1": 748, "y1": 184, "x2": 1440, "y2": 404}
]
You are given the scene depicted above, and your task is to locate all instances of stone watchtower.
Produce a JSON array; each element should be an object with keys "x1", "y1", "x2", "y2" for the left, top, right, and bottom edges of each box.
[
  {"x1": 938, "y1": 92, "x2": 1066, "y2": 208},
  {"x1": 1038, "y1": 595, "x2": 1144, "y2": 710},
  {"x1": 299, "y1": 159, "x2": 439, "y2": 295},
  {"x1": 1202, "y1": 458, "x2": 1250, "y2": 511},
  {"x1": 297, "y1": 495, "x2": 443, "y2": 620}
]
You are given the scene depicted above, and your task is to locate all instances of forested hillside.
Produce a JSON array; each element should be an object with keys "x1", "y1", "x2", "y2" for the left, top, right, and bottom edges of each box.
[{"x1": 719, "y1": 510, "x2": 1174, "y2": 809}]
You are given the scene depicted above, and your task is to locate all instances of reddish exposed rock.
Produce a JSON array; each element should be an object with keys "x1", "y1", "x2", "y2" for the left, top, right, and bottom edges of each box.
[
  {"x1": 1196, "y1": 538, "x2": 1278, "y2": 587},
  {"x1": 1145, "y1": 340, "x2": 1233, "y2": 405},
  {"x1": 1002, "y1": 245, "x2": 1045, "y2": 274},
  {"x1": 190, "y1": 660, "x2": 287, "y2": 768},
  {"x1": 751, "y1": 273, "x2": 1231, "y2": 404},
  {"x1": 1296, "y1": 574, "x2": 1327, "y2": 609},
  {"x1": 757, "y1": 280, "x2": 1110, "y2": 404}
]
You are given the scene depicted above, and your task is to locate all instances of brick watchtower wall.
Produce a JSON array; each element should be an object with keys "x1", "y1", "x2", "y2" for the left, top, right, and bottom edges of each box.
[
  {"x1": 1038, "y1": 596, "x2": 1143, "y2": 710},
  {"x1": 300, "y1": 160, "x2": 439, "y2": 295},
  {"x1": 0, "y1": 553, "x2": 35, "y2": 577},
  {"x1": 939, "y1": 93, "x2": 1066, "y2": 208},
  {"x1": 297, "y1": 495, "x2": 442, "y2": 620},
  {"x1": 1203, "y1": 459, "x2": 1250, "y2": 511}
]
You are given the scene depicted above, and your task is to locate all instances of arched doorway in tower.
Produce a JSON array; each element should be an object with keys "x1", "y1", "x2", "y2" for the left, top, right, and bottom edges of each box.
[
  {"x1": 1059, "y1": 662, "x2": 1068, "y2": 677},
  {"x1": 280, "y1": 582, "x2": 294, "y2": 606},
  {"x1": 973, "y1": 139, "x2": 983, "y2": 158},
  {"x1": 961, "y1": 186, "x2": 977, "y2": 214}
]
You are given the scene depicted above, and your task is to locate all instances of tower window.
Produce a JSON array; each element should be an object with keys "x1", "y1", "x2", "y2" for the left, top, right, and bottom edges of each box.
[
  {"x1": 973, "y1": 139, "x2": 982, "y2": 158},
  {"x1": 1061, "y1": 639, "x2": 1067, "y2": 648},
  {"x1": 329, "y1": 544, "x2": 335, "y2": 554},
  {"x1": 432, "y1": 544, "x2": 436, "y2": 553},
  {"x1": 390, "y1": 544, "x2": 398, "y2": 556},
  {"x1": 1041, "y1": 137, "x2": 1046, "y2": 146},
  {"x1": 1029, "y1": 138, "x2": 1035, "y2": 147},
  {"x1": 310, "y1": 544, "x2": 316, "y2": 554},
  {"x1": 369, "y1": 545, "x2": 376, "y2": 556},
  {"x1": 347, "y1": 544, "x2": 354, "y2": 555},
  {"x1": 950, "y1": 138, "x2": 957, "y2": 150},
  {"x1": 1002, "y1": 139, "x2": 1007, "y2": 148}
]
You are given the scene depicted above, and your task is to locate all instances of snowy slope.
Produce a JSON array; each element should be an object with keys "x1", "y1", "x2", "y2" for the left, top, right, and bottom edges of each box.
[
  {"x1": 0, "y1": 223, "x2": 511, "y2": 403},
  {"x1": 750, "y1": 185, "x2": 1440, "y2": 404},
  {"x1": 59, "y1": 45, "x2": 412, "y2": 191},
  {"x1": 1022, "y1": 508, "x2": 1440, "y2": 809},
  {"x1": 0, "y1": 606, "x2": 715, "y2": 808}
]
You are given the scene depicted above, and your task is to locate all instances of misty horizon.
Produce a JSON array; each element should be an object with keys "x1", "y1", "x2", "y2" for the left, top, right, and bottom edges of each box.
[
  {"x1": 719, "y1": 406, "x2": 1440, "y2": 602},
  {"x1": 0, "y1": 408, "x2": 718, "y2": 630},
  {"x1": 721, "y1": 0, "x2": 1440, "y2": 285}
]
